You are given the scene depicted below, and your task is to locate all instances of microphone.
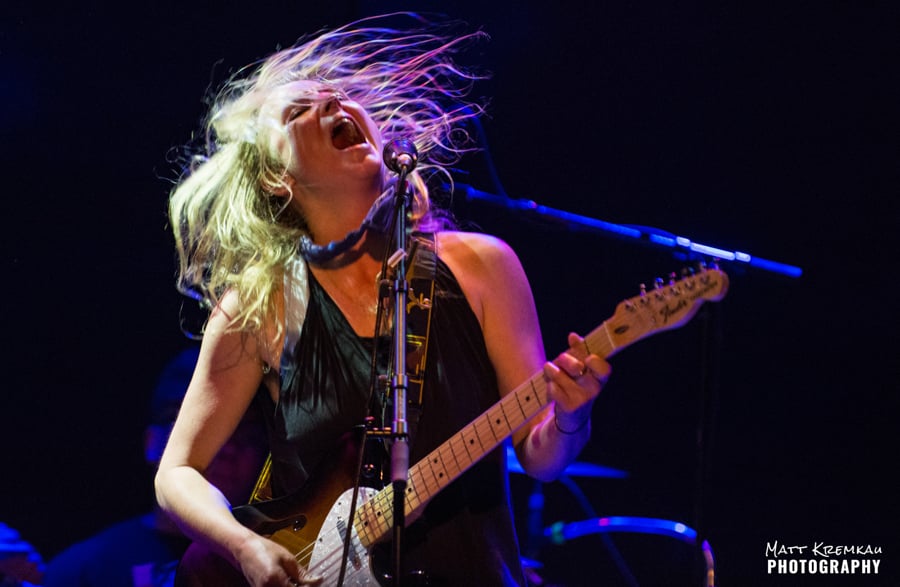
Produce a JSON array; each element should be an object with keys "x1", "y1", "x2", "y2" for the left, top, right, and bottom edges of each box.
[{"x1": 382, "y1": 138, "x2": 418, "y2": 174}]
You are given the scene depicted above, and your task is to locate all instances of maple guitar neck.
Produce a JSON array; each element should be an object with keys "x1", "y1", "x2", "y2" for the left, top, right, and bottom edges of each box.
[{"x1": 350, "y1": 267, "x2": 729, "y2": 549}]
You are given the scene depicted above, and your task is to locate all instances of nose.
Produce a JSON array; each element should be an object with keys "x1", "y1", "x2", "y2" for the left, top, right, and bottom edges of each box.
[{"x1": 322, "y1": 93, "x2": 342, "y2": 114}]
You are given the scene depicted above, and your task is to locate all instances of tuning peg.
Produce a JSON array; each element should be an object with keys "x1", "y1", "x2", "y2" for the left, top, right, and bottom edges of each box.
[
  {"x1": 638, "y1": 283, "x2": 649, "y2": 303},
  {"x1": 653, "y1": 278, "x2": 666, "y2": 299},
  {"x1": 667, "y1": 272, "x2": 683, "y2": 295}
]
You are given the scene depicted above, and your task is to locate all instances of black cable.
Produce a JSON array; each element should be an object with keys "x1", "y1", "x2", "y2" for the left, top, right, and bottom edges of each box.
[{"x1": 556, "y1": 475, "x2": 640, "y2": 587}]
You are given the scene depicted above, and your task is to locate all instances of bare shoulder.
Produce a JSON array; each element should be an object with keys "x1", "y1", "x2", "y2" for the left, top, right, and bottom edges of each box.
[
  {"x1": 435, "y1": 231, "x2": 530, "y2": 326},
  {"x1": 205, "y1": 288, "x2": 284, "y2": 373},
  {"x1": 435, "y1": 230, "x2": 520, "y2": 272}
]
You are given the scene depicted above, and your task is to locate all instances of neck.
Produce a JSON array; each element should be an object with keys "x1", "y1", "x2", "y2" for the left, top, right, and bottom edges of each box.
[
  {"x1": 297, "y1": 178, "x2": 384, "y2": 246},
  {"x1": 308, "y1": 230, "x2": 391, "y2": 336}
]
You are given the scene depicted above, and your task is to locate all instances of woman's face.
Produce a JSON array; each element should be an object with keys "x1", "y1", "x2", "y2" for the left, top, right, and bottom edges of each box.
[{"x1": 268, "y1": 80, "x2": 383, "y2": 196}]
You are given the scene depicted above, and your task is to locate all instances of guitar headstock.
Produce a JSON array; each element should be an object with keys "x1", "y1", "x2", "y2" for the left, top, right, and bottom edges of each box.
[{"x1": 602, "y1": 266, "x2": 729, "y2": 355}]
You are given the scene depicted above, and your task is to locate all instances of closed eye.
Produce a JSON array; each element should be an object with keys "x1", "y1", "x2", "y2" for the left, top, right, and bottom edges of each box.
[
  {"x1": 286, "y1": 102, "x2": 312, "y2": 122},
  {"x1": 284, "y1": 88, "x2": 349, "y2": 123}
]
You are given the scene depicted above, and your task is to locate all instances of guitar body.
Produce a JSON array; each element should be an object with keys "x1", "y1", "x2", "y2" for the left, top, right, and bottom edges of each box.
[{"x1": 175, "y1": 431, "x2": 388, "y2": 586}]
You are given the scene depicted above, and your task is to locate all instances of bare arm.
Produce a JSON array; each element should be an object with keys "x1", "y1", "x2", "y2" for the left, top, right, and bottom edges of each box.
[
  {"x1": 154, "y1": 290, "x2": 312, "y2": 585},
  {"x1": 437, "y1": 231, "x2": 610, "y2": 482}
]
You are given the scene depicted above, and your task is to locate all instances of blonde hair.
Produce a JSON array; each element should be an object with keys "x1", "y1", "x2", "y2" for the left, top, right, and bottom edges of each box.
[{"x1": 169, "y1": 13, "x2": 488, "y2": 338}]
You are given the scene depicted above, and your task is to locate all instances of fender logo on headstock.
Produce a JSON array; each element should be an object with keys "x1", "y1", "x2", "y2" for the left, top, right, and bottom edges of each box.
[{"x1": 660, "y1": 298, "x2": 689, "y2": 324}]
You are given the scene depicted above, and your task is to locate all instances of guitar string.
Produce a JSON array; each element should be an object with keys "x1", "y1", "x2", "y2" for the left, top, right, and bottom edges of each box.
[{"x1": 289, "y1": 505, "x2": 369, "y2": 578}]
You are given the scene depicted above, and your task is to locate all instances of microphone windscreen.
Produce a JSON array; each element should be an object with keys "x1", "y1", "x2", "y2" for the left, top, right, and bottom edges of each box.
[{"x1": 383, "y1": 138, "x2": 418, "y2": 173}]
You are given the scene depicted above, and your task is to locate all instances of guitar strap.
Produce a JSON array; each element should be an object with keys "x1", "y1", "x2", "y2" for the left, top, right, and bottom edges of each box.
[
  {"x1": 401, "y1": 232, "x2": 438, "y2": 435},
  {"x1": 249, "y1": 233, "x2": 438, "y2": 503}
]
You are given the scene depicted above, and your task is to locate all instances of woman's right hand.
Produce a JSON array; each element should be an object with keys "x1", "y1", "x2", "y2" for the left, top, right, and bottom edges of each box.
[{"x1": 235, "y1": 534, "x2": 322, "y2": 586}]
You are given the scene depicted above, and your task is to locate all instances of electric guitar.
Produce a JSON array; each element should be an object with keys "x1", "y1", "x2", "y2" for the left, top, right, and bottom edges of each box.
[{"x1": 175, "y1": 267, "x2": 729, "y2": 586}]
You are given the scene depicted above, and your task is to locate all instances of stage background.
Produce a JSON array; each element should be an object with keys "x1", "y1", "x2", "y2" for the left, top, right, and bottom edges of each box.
[{"x1": 3, "y1": 1, "x2": 898, "y2": 585}]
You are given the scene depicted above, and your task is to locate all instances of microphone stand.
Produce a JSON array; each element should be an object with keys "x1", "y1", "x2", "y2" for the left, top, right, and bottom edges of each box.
[
  {"x1": 388, "y1": 166, "x2": 412, "y2": 587},
  {"x1": 453, "y1": 183, "x2": 803, "y2": 278}
]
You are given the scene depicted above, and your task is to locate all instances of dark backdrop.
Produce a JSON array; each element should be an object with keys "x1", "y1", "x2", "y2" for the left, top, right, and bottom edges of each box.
[{"x1": 3, "y1": 1, "x2": 898, "y2": 585}]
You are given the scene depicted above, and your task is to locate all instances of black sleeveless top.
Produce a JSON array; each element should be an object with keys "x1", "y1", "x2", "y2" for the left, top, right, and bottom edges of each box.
[{"x1": 260, "y1": 246, "x2": 526, "y2": 586}]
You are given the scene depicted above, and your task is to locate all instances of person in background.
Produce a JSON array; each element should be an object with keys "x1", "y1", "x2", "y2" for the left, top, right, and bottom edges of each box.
[{"x1": 43, "y1": 347, "x2": 269, "y2": 587}]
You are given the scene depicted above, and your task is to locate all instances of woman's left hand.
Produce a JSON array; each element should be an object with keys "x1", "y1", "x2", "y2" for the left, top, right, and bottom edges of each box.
[{"x1": 543, "y1": 332, "x2": 611, "y2": 428}]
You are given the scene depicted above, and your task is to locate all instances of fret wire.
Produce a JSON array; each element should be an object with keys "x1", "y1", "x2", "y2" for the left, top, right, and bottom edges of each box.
[
  {"x1": 510, "y1": 393, "x2": 527, "y2": 427},
  {"x1": 450, "y1": 435, "x2": 471, "y2": 467},
  {"x1": 404, "y1": 480, "x2": 418, "y2": 511},
  {"x1": 486, "y1": 404, "x2": 508, "y2": 438},
  {"x1": 474, "y1": 415, "x2": 498, "y2": 445},
  {"x1": 438, "y1": 443, "x2": 460, "y2": 477},
  {"x1": 462, "y1": 421, "x2": 486, "y2": 454},
  {"x1": 425, "y1": 453, "x2": 444, "y2": 489},
  {"x1": 411, "y1": 465, "x2": 436, "y2": 499}
]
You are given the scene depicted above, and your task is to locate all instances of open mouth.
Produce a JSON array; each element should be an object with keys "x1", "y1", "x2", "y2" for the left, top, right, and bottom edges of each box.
[{"x1": 331, "y1": 117, "x2": 366, "y2": 150}]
